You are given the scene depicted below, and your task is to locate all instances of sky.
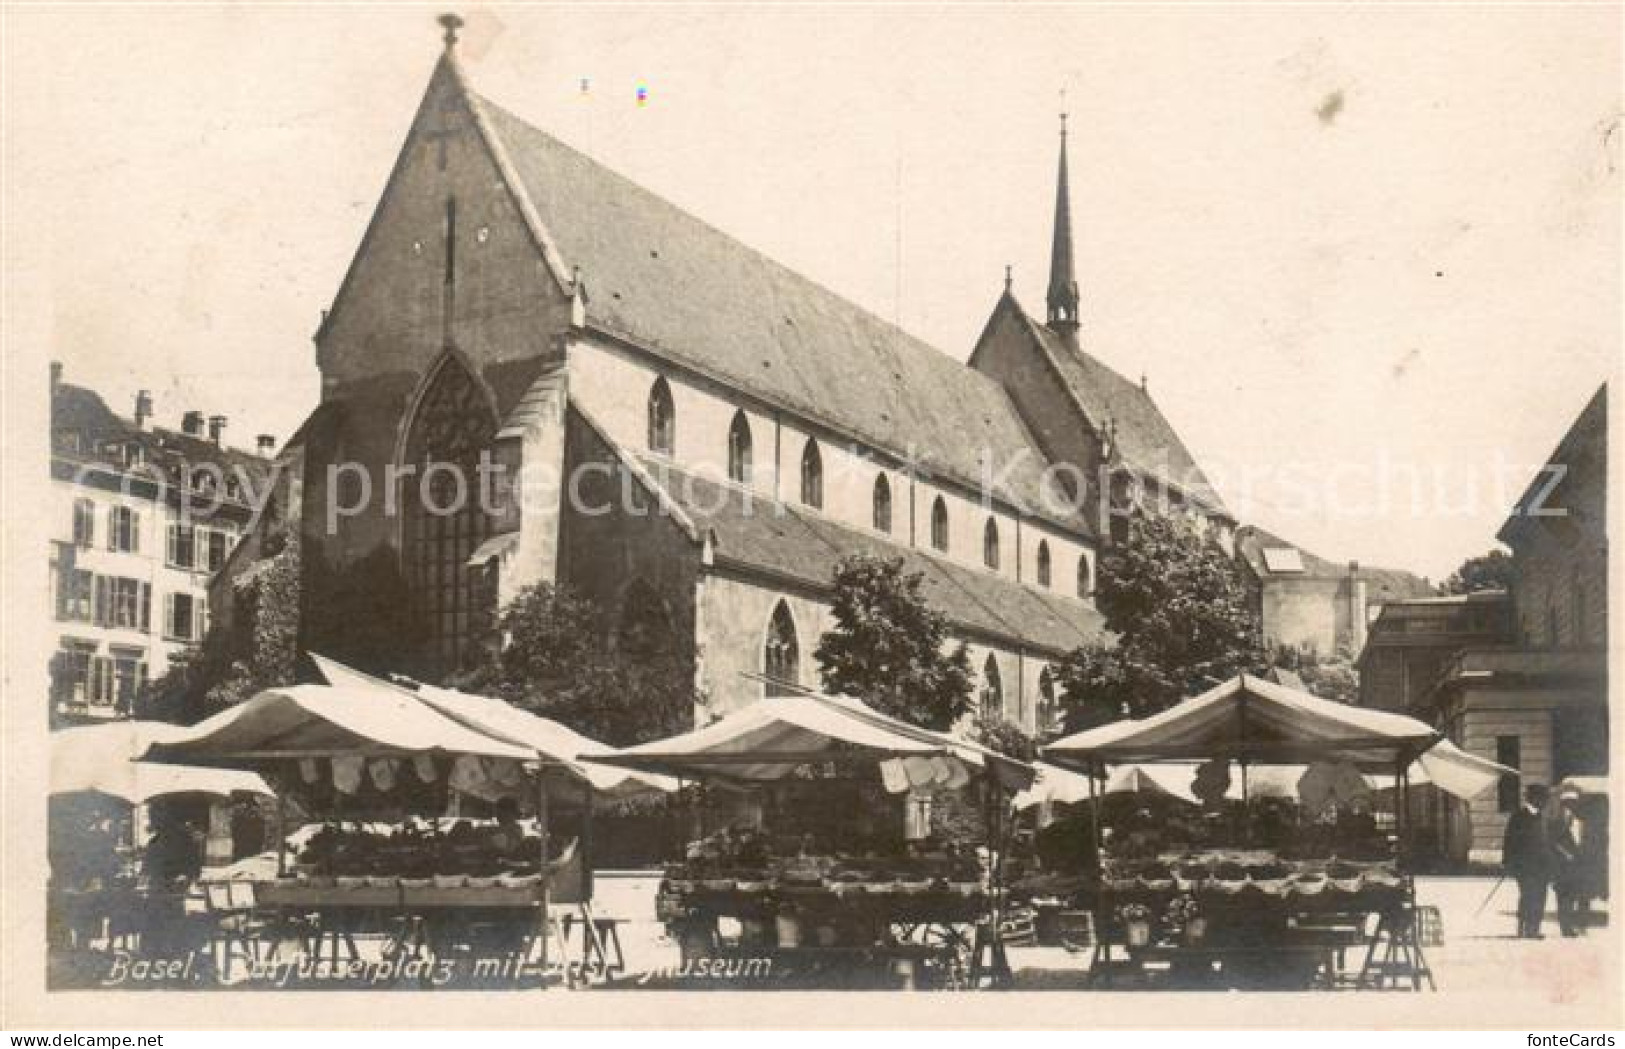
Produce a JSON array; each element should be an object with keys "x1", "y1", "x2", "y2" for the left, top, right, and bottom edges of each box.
[{"x1": 5, "y1": 5, "x2": 1618, "y2": 581}]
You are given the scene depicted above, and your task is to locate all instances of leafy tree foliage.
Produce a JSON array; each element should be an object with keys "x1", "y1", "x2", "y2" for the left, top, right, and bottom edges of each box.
[
  {"x1": 1440, "y1": 548, "x2": 1513, "y2": 595},
  {"x1": 1055, "y1": 512, "x2": 1264, "y2": 728},
  {"x1": 451, "y1": 583, "x2": 694, "y2": 747},
  {"x1": 1270, "y1": 644, "x2": 1359, "y2": 705},
  {"x1": 814, "y1": 555, "x2": 973, "y2": 731},
  {"x1": 305, "y1": 545, "x2": 426, "y2": 678}
]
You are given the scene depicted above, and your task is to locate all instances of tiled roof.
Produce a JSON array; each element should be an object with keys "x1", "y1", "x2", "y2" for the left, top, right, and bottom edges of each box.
[
  {"x1": 1234, "y1": 524, "x2": 1433, "y2": 604},
  {"x1": 472, "y1": 90, "x2": 1090, "y2": 537},
  {"x1": 1005, "y1": 300, "x2": 1230, "y2": 517},
  {"x1": 52, "y1": 381, "x2": 274, "y2": 498},
  {"x1": 633, "y1": 455, "x2": 1109, "y2": 657}
]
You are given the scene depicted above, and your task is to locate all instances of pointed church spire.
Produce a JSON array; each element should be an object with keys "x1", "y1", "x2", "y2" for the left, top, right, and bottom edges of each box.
[{"x1": 1046, "y1": 112, "x2": 1081, "y2": 334}]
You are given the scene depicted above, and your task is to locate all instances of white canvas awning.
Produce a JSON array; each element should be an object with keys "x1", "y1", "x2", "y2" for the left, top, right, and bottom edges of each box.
[
  {"x1": 585, "y1": 690, "x2": 1033, "y2": 792},
  {"x1": 1043, "y1": 674, "x2": 1441, "y2": 771},
  {"x1": 52, "y1": 721, "x2": 272, "y2": 805}
]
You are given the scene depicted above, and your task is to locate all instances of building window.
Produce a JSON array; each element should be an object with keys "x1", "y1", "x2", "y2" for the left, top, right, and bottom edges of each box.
[
  {"x1": 50, "y1": 642, "x2": 96, "y2": 710},
  {"x1": 1036, "y1": 540, "x2": 1052, "y2": 587},
  {"x1": 646, "y1": 377, "x2": 675, "y2": 455},
  {"x1": 1496, "y1": 735, "x2": 1521, "y2": 814},
  {"x1": 1077, "y1": 552, "x2": 1094, "y2": 598},
  {"x1": 727, "y1": 410, "x2": 752, "y2": 484},
  {"x1": 930, "y1": 496, "x2": 949, "y2": 553},
  {"x1": 96, "y1": 577, "x2": 150, "y2": 631},
  {"x1": 983, "y1": 518, "x2": 1000, "y2": 570},
  {"x1": 403, "y1": 353, "x2": 499, "y2": 671},
  {"x1": 164, "y1": 592, "x2": 205, "y2": 642},
  {"x1": 107, "y1": 506, "x2": 139, "y2": 553},
  {"x1": 205, "y1": 529, "x2": 231, "y2": 573},
  {"x1": 872, "y1": 474, "x2": 892, "y2": 533},
  {"x1": 72, "y1": 499, "x2": 95, "y2": 548},
  {"x1": 111, "y1": 650, "x2": 148, "y2": 712},
  {"x1": 979, "y1": 654, "x2": 1003, "y2": 720},
  {"x1": 764, "y1": 600, "x2": 800, "y2": 696},
  {"x1": 56, "y1": 567, "x2": 93, "y2": 622},
  {"x1": 800, "y1": 439, "x2": 823, "y2": 509},
  {"x1": 167, "y1": 524, "x2": 197, "y2": 569}
]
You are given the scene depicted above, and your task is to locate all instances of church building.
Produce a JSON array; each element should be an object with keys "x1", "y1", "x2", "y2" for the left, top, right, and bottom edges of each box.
[{"x1": 284, "y1": 21, "x2": 1234, "y2": 734}]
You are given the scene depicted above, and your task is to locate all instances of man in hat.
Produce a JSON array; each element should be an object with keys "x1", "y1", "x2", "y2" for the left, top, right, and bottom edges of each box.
[
  {"x1": 1551, "y1": 785, "x2": 1588, "y2": 937},
  {"x1": 1502, "y1": 783, "x2": 1552, "y2": 938}
]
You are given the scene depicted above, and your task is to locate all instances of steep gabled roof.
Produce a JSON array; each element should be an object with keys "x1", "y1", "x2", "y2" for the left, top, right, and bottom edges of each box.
[
  {"x1": 1234, "y1": 523, "x2": 1433, "y2": 605},
  {"x1": 996, "y1": 298, "x2": 1229, "y2": 517},
  {"x1": 466, "y1": 87, "x2": 1090, "y2": 537}
]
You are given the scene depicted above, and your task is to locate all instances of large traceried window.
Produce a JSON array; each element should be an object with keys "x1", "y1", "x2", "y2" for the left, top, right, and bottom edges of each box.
[
  {"x1": 800, "y1": 439, "x2": 823, "y2": 509},
  {"x1": 930, "y1": 497, "x2": 949, "y2": 553},
  {"x1": 727, "y1": 410, "x2": 753, "y2": 484},
  {"x1": 1077, "y1": 551, "x2": 1095, "y2": 599},
  {"x1": 647, "y1": 377, "x2": 675, "y2": 456},
  {"x1": 764, "y1": 600, "x2": 800, "y2": 696},
  {"x1": 1037, "y1": 666, "x2": 1059, "y2": 735},
  {"x1": 403, "y1": 354, "x2": 498, "y2": 671},
  {"x1": 872, "y1": 474, "x2": 893, "y2": 533}
]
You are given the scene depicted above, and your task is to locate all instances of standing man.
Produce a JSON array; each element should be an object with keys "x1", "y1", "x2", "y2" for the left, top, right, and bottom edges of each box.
[
  {"x1": 1502, "y1": 784, "x2": 1552, "y2": 939},
  {"x1": 1551, "y1": 786, "x2": 1587, "y2": 937}
]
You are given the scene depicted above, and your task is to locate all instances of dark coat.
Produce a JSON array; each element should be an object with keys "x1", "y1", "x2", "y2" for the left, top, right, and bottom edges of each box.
[{"x1": 1502, "y1": 806, "x2": 1551, "y2": 878}]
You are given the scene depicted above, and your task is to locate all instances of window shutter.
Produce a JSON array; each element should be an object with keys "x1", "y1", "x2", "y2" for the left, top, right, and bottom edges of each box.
[
  {"x1": 163, "y1": 593, "x2": 174, "y2": 638},
  {"x1": 131, "y1": 511, "x2": 141, "y2": 554},
  {"x1": 106, "y1": 509, "x2": 117, "y2": 551},
  {"x1": 166, "y1": 524, "x2": 177, "y2": 566},
  {"x1": 138, "y1": 582, "x2": 151, "y2": 632},
  {"x1": 93, "y1": 576, "x2": 110, "y2": 627},
  {"x1": 195, "y1": 596, "x2": 208, "y2": 641}
]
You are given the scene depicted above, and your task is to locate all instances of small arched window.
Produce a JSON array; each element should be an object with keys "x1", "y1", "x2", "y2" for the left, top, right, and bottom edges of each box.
[
  {"x1": 646, "y1": 377, "x2": 675, "y2": 455},
  {"x1": 1078, "y1": 552, "x2": 1094, "y2": 598},
  {"x1": 764, "y1": 600, "x2": 800, "y2": 695},
  {"x1": 983, "y1": 518, "x2": 1001, "y2": 570},
  {"x1": 727, "y1": 410, "x2": 753, "y2": 484},
  {"x1": 1036, "y1": 540, "x2": 1052, "y2": 587},
  {"x1": 800, "y1": 439, "x2": 823, "y2": 509},
  {"x1": 872, "y1": 474, "x2": 892, "y2": 533},
  {"x1": 979, "y1": 654, "x2": 1003, "y2": 720},
  {"x1": 930, "y1": 497, "x2": 949, "y2": 553}
]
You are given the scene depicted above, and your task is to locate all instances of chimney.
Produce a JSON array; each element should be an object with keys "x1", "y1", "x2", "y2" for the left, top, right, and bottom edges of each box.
[
  {"x1": 50, "y1": 361, "x2": 63, "y2": 393},
  {"x1": 208, "y1": 414, "x2": 227, "y2": 446},
  {"x1": 1348, "y1": 560, "x2": 1368, "y2": 654},
  {"x1": 134, "y1": 390, "x2": 153, "y2": 430},
  {"x1": 256, "y1": 434, "x2": 276, "y2": 455},
  {"x1": 181, "y1": 411, "x2": 205, "y2": 437}
]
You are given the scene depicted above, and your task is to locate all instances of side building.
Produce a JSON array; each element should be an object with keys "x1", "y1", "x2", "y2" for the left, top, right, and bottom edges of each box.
[
  {"x1": 48, "y1": 365, "x2": 274, "y2": 725},
  {"x1": 1355, "y1": 385, "x2": 1608, "y2": 864}
]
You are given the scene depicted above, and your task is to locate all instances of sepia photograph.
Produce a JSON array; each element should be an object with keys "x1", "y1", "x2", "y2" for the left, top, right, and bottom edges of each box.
[{"x1": 0, "y1": 1, "x2": 1618, "y2": 1031}]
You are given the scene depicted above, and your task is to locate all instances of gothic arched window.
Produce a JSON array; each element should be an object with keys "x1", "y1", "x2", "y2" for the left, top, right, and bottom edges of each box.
[
  {"x1": 800, "y1": 439, "x2": 823, "y2": 509},
  {"x1": 764, "y1": 600, "x2": 800, "y2": 696},
  {"x1": 727, "y1": 410, "x2": 752, "y2": 484},
  {"x1": 983, "y1": 518, "x2": 1001, "y2": 570},
  {"x1": 872, "y1": 474, "x2": 892, "y2": 533},
  {"x1": 930, "y1": 496, "x2": 949, "y2": 553},
  {"x1": 1078, "y1": 552, "x2": 1094, "y2": 599},
  {"x1": 1036, "y1": 540, "x2": 1052, "y2": 587},
  {"x1": 647, "y1": 377, "x2": 675, "y2": 455},
  {"x1": 402, "y1": 354, "x2": 498, "y2": 671},
  {"x1": 979, "y1": 654, "x2": 1003, "y2": 720}
]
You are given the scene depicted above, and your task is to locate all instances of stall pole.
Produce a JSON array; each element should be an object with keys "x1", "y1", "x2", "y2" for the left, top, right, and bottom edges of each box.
[
  {"x1": 536, "y1": 766, "x2": 551, "y2": 980},
  {"x1": 582, "y1": 783, "x2": 596, "y2": 904},
  {"x1": 1240, "y1": 759, "x2": 1252, "y2": 845}
]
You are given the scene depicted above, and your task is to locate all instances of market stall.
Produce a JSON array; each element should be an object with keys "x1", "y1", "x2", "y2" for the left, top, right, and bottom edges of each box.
[
  {"x1": 140, "y1": 655, "x2": 673, "y2": 986},
  {"x1": 1040, "y1": 673, "x2": 1512, "y2": 990},
  {"x1": 585, "y1": 682, "x2": 1034, "y2": 989},
  {"x1": 49, "y1": 722, "x2": 275, "y2": 979}
]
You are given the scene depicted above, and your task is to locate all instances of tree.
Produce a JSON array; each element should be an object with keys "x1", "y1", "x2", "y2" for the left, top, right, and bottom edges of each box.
[
  {"x1": 1440, "y1": 548, "x2": 1513, "y2": 595},
  {"x1": 814, "y1": 555, "x2": 973, "y2": 731},
  {"x1": 1055, "y1": 511, "x2": 1264, "y2": 728},
  {"x1": 1270, "y1": 643, "x2": 1359, "y2": 705},
  {"x1": 451, "y1": 583, "x2": 693, "y2": 747}
]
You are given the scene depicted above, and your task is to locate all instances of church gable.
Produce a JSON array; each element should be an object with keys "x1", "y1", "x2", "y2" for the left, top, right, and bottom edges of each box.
[{"x1": 315, "y1": 55, "x2": 573, "y2": 391}]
